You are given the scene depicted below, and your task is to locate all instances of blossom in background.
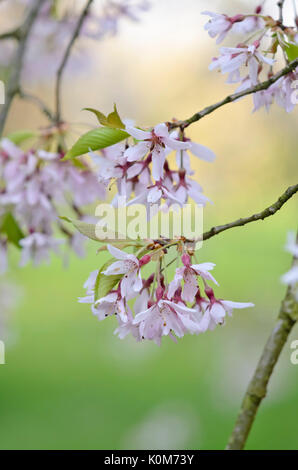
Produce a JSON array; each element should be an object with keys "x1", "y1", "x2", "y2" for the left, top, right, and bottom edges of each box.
[
  {"x1": 0, "y1": 138, "x2": 106, "y2": 269},
  {"x1": 0, "y1": 0, "x2": 151, "y2": 82},
  {"x1": 281, "y1": 232, "x2": 298, "y2": 300}
]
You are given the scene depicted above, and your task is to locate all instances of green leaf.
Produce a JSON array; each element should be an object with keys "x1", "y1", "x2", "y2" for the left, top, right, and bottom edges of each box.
[
  {"x1": 63, "y1": 127, "x2": 128, "y2": 160},
  {"x1": 61, "y1": 217, "x2": 131, "y2": 243},
  {"x1": 60, "y1": 217, "x2": 100, "y2": 241},
  {"x1": 284, "y1": 42, "x2": 298, "y2": 61},
  {"x1": 84, "y1": 104, "x2": 125, "y2": 129},
  {"x1": 1, "y1": 213, "x2": 24, "y2": 248},
  {"x1": 94, "y1": 260, "x2": 122, "y2": 301},
  {"x1": 6, "y1": 130, "x2": 37, "y2": 145},
  {"x1": 106, "y1": 104, "x2": 125, "y2": 129},
  {"x1": 83, "y1": 108, "x2": 109, "y2": 126}
]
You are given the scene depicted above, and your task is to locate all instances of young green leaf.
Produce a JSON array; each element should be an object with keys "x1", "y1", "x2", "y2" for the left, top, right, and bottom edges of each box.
[
  {"x1": 106, "y1": 104, "x2": 125, "y2": 129},
  {"x1": 83, "y1": 108, "x2": 109, "y2": 126},
  {"x1": 94, "y1": 260, "x2": 122, "y2": 301},
  {"x1": 63, "y1": 127, "x2": 128, "y2": 160},
  {"x1": 6, "y1": 130, "x2": 37, "y2": 145},
  {"x1": 285, "y1": 42, "x2": 298, "y2": 62},
  {"x1": 1, "y1": 213, "x2": 24, "y2": 248}
]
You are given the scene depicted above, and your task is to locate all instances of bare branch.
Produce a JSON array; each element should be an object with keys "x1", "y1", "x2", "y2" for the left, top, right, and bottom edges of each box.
[
  {"x1": 169, "y1": 59, "x2": 298, "y2": 130},
  {"x1": 0, "y1": 0, "x2": 47, "y2": 137},
  {"x1": 55, "y1": 0, "x2": 94, "y2": 124},
  {"x1": 202, "y1": 184, "x2": 298, "y2": 241},
  {"x1": 226, "y1": 234, "x2": 298, "y2": 449}
]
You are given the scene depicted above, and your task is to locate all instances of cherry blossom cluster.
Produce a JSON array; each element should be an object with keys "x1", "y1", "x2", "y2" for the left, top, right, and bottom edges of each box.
[
  {"x1": 1, "y1": 0, "x2": 150, "y2": 81},
  {"x1": 0, "y1": 137, "x2": 105, "y2": 271},
  {"x1": 281, "y1": 231, "x2": 298, "y2": 300},
  {"x1": 79, "y1": 246, "x2": 254, "y2": 345},
  {"x1": 91, "y1": 122, "x2": 215, "y2": 211},
  {"x1": 203, "y1": 4, "x2": 298, "y2": 112}
]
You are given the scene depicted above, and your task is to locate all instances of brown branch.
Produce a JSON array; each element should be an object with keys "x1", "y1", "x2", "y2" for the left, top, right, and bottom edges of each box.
[
  {"x1": 202, "y1": 184, "x2": 298, "y2": 241},
  {"x1": 0, "y1": 0, "x2": 46, "y2": 137},
  {"x1": 55, "y1": 0, "x2": 94, "y2": 124},
  {"x1": 226, "y1": 233, "x2": 298, "y2": 450},
  {"x1": 169, "y1": 58, "x2": 298, "y2": 130}
]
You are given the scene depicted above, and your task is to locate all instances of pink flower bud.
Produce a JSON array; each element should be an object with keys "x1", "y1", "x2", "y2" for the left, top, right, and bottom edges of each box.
[
  {"x1": 139, "y1": 254, "x2": 151, "y2": 266},
  {"x1": 230, "y1": 14, "x2": 245, "y2": 24},
  {"x1": 255, "y1": 5, "x2": 262, "y2": 14}
]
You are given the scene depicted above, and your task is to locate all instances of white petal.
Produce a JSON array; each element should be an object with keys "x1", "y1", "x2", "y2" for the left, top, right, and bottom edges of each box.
[
  {"x1": 190, "y1": 142, "x2": 216, "y2": 162},
  {"x1": 107, "y1": 244, "x2": 129, "y2": 260},
  {"x1": 126, "y1": 126, "x2": 151, "y2": 140}
]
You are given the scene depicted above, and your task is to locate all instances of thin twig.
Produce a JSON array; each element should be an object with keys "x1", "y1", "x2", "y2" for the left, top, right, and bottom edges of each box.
[
  {"x1": 202, "y1": 184, "x2": 298, "y2": 241},
  {"x1": 0, "y1": 28, "x2": 21, "y2": 41},
  {"x1": 278, "y1": 0, "x2": 286, "y2": 24},
  {"x1": 226, "y1": 231, "x2": 298, "y2": 450},
  {"x1": 18, "y1": 89, "x2": 55, "y2": 122},
  {"x1": 169, "y1": 58, "x2": 298, "y2": 130},
  {"x1": 55, "y1": 0, "x2": 94, "y2": 124},
  {"x1": 0, "y1": 0, "x2": 46, "y2": 137}
]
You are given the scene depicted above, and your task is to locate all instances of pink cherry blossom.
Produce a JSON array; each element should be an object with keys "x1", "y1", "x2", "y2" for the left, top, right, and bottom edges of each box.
[
  {"x1": 133, "y1": 297, "x2": 201, "y2": 345},
  {"x1": 125, "y1": 123, "x2": 190, "y2": 181},
  {"x1": 198, "y1": 287, "x2": 254, "y2": 332},
  {"x1": 202, "y1": 11, "x2": 245, "y2": 44},
  {"x1": 103, "y1": 244, "x2": 150, "y2": 297},
  {"x1": 210, "y1": 42, "x2": 275, "y2": 85},
  {"x1": 168, "y1": 254, "x2": 218, "y2": 303}
]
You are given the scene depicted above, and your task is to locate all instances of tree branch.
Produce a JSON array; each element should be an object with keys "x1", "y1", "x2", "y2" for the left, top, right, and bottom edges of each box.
[
  {"x1": 55, "y1": 0, "x2": 94, "y2": 124},
  {"x1": 226, "y1": 234, "x2": 298, "y2": 450},
  {"x1": 0, "y1": 0, "x2": 46, "y2": 137},
  {"x1": 202, "y1": 184, "x2": 298, "y2": 241},
  {"x1": 169, "y1": 58, "x2": 298, "y2": 130}
]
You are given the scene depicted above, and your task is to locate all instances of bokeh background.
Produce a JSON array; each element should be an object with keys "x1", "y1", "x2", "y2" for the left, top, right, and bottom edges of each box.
[{"x1": 0, "y1": 0, "x2": 297, "y2": 450}]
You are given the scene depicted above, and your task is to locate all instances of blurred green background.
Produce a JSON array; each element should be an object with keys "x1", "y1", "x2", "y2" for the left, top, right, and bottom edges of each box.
[{"x1": 0, "y1": 0, "x2": 297, "y2": 450}]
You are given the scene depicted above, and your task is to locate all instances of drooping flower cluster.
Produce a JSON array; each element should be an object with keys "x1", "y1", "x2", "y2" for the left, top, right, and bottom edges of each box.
[
  {"x1": 203, "y1": 4, "x2": 298, "y2": 113},
  {"x1": 0, "y1": 138, "x2": 105, "y2": 271},
  {"x1": 281, "y1": 231, "x2": 298, "y2": 300},
  {"x1": 1, "y1": 0, "x2": 150, "y2": 81},
  {"x1": 79, "y1": 247, "x2": 254, "y2": 345},
  {"x1": 91, "y1": 122, "x2": 215, "y2": 212}
]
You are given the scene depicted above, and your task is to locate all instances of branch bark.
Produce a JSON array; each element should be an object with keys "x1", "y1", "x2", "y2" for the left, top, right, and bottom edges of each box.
[
  {"x1": 202, "y1": 184, "x2": 298, "y2": 241},
  {"x1": 169, "y1": 58, "x2": 298, "y2": 130},
  {"x1": 226, "y1": 235, "x2": 298, "y2": 450},
  {"x1": 0, "y1": 0, "x2": 46, "y2": 137},
  {"x1": 55, "y1": 0, "x2": 94, "y2": 124}
]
